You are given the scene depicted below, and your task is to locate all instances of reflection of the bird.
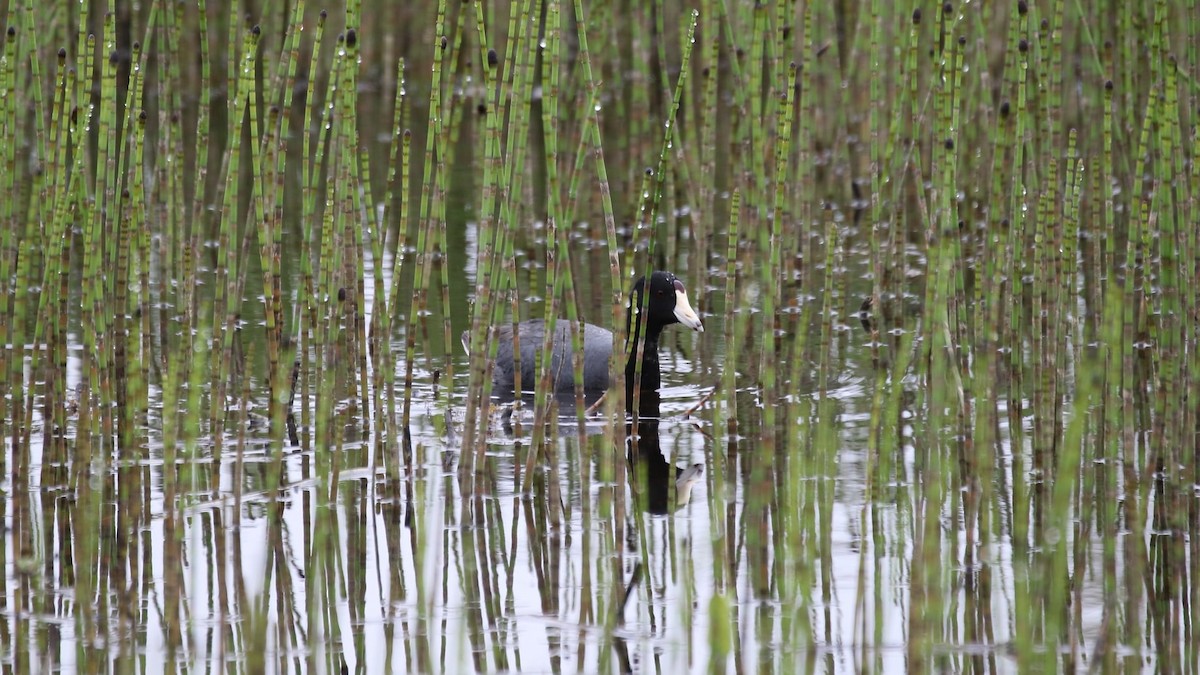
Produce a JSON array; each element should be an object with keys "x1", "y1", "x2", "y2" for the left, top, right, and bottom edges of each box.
[
  {"x1": 613, "y1": 391, "x2": 705, "y2": 674},
  {"x1": 627, "y1": 392, "x2": 704, "y2": 514},
  {"x1": 484, "y1": 386, "x2": 705, "y2": 514}
]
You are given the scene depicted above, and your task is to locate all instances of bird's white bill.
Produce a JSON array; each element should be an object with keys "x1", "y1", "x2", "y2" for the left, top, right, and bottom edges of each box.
[{"x1": 673, "y1": 290, "x2": 704, "y2": 331}]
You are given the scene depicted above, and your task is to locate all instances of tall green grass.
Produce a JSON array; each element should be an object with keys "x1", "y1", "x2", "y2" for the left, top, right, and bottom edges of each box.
[{"x1": 0, "y1": 0, "x2": 1198, "y2": 671}]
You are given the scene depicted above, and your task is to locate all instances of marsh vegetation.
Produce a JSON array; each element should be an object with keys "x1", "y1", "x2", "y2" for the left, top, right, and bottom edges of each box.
[{"x1": 1, "y1": 0, "x2": 1198, "y2": 672}]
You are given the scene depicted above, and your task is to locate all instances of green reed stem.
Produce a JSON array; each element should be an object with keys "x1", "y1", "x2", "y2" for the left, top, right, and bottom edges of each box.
[
  {"x1": 628, "y1": 9, "x2": 697, "y2": 417},
  {"x1": 339, "y1": 25, "x2": 369, "y2": 426},
  {"x1": 570, "y1": 0, "x2": 623, "y2": 483},
  {"x1": 374, "y1": 58, "x2": 406, "y2": 441},
  {"x1": 387, "y1": 126, "x2": 412, "y2": 436},
  {"x1": 93, "y1": 8, "x2": 119, "y2": 449},
  {"x1": 313, "y1": 35, "x2": 347, "y2": 453},
  {"x1": 296, "y1": 9, "x2": 330, "y2": 449},
  {"x1": 406, "y1": 0, "x2": 449, "y2": 434},
  {"x1": 210, "y1": 26, "x2": 261, "y2": 454},
  {"x1": 0, "y1": 24, "x2": 18, "y2": 444},
  {"x1": 528, "y1": 0, "x2": 565, "y2": 461},
  {"x1": 487, "y1": 0, "x2": 538, "y2": 433},
  {"x1": 760, "y1": 59, "x2": 798, "y2": 422}
]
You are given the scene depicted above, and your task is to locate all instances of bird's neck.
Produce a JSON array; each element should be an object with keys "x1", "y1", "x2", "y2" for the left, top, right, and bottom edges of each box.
[{"x1": 625, "y1": 318, "x2": 663, "y2": 408}]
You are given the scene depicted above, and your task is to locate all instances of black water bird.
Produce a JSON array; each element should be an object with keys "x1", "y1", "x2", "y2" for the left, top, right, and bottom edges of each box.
[{"x1": 467, "y1": 271, "x2": 703, "y2": 405}]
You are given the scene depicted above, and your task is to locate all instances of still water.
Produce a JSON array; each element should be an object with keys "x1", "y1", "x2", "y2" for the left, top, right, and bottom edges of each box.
[{"x1": 15, "y1": 227, "x2": 1146, "y2": 674}]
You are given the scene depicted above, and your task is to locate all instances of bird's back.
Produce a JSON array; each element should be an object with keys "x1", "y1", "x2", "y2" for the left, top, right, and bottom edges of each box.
[{"x1": 490, "y1": 319, "x2": 614, "y2": 394}]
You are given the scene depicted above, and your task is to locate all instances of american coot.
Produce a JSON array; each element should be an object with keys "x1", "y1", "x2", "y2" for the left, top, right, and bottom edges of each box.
[{"x1": 471, "y1": 271, "x2": 703, "y2": 402}]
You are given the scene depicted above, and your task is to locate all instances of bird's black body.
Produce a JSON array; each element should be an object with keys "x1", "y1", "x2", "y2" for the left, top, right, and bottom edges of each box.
[{"x1": 473, "y1": 271, "x2": 703, "y2": 408}]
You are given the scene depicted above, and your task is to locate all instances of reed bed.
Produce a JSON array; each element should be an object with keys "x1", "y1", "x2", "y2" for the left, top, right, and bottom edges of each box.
[{"x1": 0, "y1": 0, "x2": 1198, "y2": 671}]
